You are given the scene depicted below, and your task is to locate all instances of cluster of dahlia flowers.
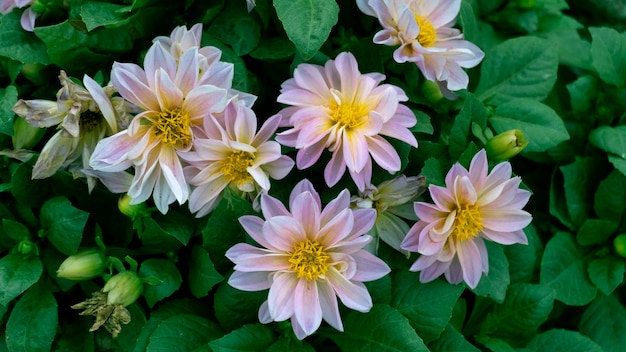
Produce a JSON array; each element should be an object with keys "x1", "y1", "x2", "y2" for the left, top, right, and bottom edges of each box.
[{"x1": 11, "y1": 0, "x2": 532, "y2": 340}]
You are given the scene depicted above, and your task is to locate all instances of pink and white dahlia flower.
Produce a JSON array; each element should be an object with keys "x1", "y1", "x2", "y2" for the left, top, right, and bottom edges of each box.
[
  {"x1": 180, "y1": 101, "x2": 294, "y2": 217},
  {"x1": 226, "y1": 179, "x2": 390, "y2": 339},
  {"x1": 401, "y1": 149, "x2": 532, "y2": 288},
  {"x1": 276, "y1": 52, "x2": 418, "y2": 191},
  {"x1": 90, "y1": 41, "x2": 229, "y2": 214},
  {"x1": 357, "y1": 0, "x2": 484, "y2": 94}
]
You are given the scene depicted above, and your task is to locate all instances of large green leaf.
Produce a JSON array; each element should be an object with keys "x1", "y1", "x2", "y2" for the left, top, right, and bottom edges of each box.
[
  {"x1": 579, "y1": 294, "x2": 626, "y2": 352},
  {"x1": 471, "y1": 241, "x2": 510, "y2": 303},
  {"x1": 208, "y1": 4, "x2": 261, "y2": 56},
  {"x1": 594, "y1": 170, "x2": 626, "y2": 223},
  {"x1": 490, "y1": 99, "x2": 569, "y2": 153},
  {"x1": 390, "y1": 272, "x2": 464, "y2": 342},
  {"x1": 589, "y1": 27, "x2": 626, "y2": 87},
  {"x1": 504, "y1": 226, "x2": 539, "y2": 283},
  {"x1": 577, "y1": 218, "x2": 618, "y2": 246},
  {"x1": 146, "y1": 314, "x2": 223, "y2": 352},
  {"x1": 0, "y1": 11, "x2": 50, "y2": 64},
  {"x1": 40, "y1": 196, "x2": 89, "y2": 256},
  {"x1": 589, "y1": 126, "x2": 626, "y2": 158},
  {"x1": 587, "y1": 257, "x2": 625, "y2": 295},
  {"x1": 449, "y1": 94, "x2": 488, "y2": 160},
  {"x1": 213, "y1": 281, "x2": 267, "y2": 331},
  {"x1": 429, "y1": 324, "x2": 480, "y2": 352},
  {"x1": 5, "y1": 283, "x2": 57, "y2": 352},
  {"x1": 540, "y1": 232, "x2": 597, "y2": 305},
  {"x1": 524, "y1": 329, "x2": 602, "y2": 352},
  {"x1": 139, "y1": 259, "x2": 182, "y2": 307},
  {"x1": 559, "y1": 157, "x2": 605, "y2": 227},
  {"x1": 0, "y1": 85, "x2": 17, "y2": 137},
  {"x1": 209, "y1": 324, "x2": 275, "y2": 352},
  {"x1": 324, "y1": 304, "x2": 429, "y2": 351},
  {"x1": 476, "y1": 37, "x2": 558, "y2": 105},
  {"x1": 273, "y1": 0, "x2": 339, "y2": 60},
  {"x1": 80, "y1": 2, "x2": 133, "y2": 31},
  {"x1": 482, "y1": 283, "x2": 555, "y2": 344},
  {"x1": 0, "y1": 254, "x2": 42, "y2": 306},
  {"x1": 188, "y1": 245, "x2": 224, "y2": 298}
]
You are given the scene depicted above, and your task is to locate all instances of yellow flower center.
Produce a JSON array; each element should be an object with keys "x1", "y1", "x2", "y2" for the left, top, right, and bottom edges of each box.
[
  {"x1": 221, "y1": 150, "x2": 255, "y2": 187},
  {"x1": 289, "y1": 240, "x2": 330, "y2": 280},
  {"x1": 329, "y1": 100, "x2": 369, "y2": 129},
  {"x1": 415, "y1": 15, "x2": 436, "y2": 47},
  {"x1": 154, "y1": 108, "x2": 192, "y2": 148},
  {"x1": 451, "y1": 204, "x2": 483, "y2": 242},
  {"x1": 80, "y1": 110, "x2": 104, "y2": 132}
]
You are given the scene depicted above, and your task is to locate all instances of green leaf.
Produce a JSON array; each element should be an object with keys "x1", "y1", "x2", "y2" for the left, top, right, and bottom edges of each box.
[
  {"x1": 577, "y1": 218, "x2": 618, "y2": 246},
  {"x1": 202, "y1": 190, "x2": 254, "y2": 272},
  {"x1": 146, "y1": 314, "x2": 224, "y2": 352},
  {"x1": 140, "y1": 217, "x2": 184, "y2": 252},
  {"x1": 550, "y1": 168, "x2": 575, "y2": 229},
  {"x1": 10, "y1": 160, "x2": 51, "y2": 208},
  {"x1": 476, "y1": 37, "x2": 559, "y2": 105},
  {"x1": 540, "y1": 28, "x2": 592, "y2": 71},
  {"x1": 594, "y1": 170, "x2": 626, "y2": 223},
  {"x1": 153, "y1": 210, "x2": 194, "y2": 245},
  {"x1": 504, "y1": 226, "x2": 539, "y2": 283},
  {"x1": 540, "y1": 232, "x2": 597, "y2": 305},
  {"x1": 482, "y1": 283, "x2": 555, "y2": 343},
  {"x1": 188, "y1": 245, "x2": 224, "y2": 298},
  {"x1": 449, "y1": 94, "x2": 488, "y2": 159},
  {"x1": 474, "y1": 335, "x2": 516, "y2": 352},
  {"x1": 134, "y1": 299, "x2": 209, "y2": 352},
  {"x1": 116, "y1": 303, "x2": 147, "y2": 352},
  {"x1": 80, "y1": 2, "x2": 133, "y2": 31},
  {"x1": 139, "y1": 259, "x2": 182, "y2": 308},
  {"x1": 273, "y1": 0, "x2": 339, "y2": 60},
  {"x1": 323, "y1": 304, "x2": 429, "y2": 352},
  {"x1": 471, "y1": 241, "x2": 510, "y2": 303},
  {"x1": 587, "y1": 257, "x2": 625, "y2": 295},
  {"x1": 0, "y1": 11, "x2": 51, "y2": 64},
  {"x1": 589, "y1": 27, "x2": 626, "y2": 87},
  {"x1": 213, "y1": 281, "x2": 267, "y2": 331},
  {"x1": 525, "y1": 329, "x2": 603, "y2": 352},
  {"x1": 249, "y1": 38, "x2": 296, "y2": 61},
  {"x1": 208, "y1": 5, "x2": 261, "y2": 56},
  {"x1": 429, "y1": 324, "x2": 480, "y2": 352},
  {"x1": 579, "y1": 294, "x2": 626, "y2": 352},
  {"x1": 458, "y1": 1, "x2": 479, "y2": 45},
  {"x1": 607, "y1": 154, "x2": 626, "y2": 176},
  {"x1": 566, "y1": 75, "x2": 599, "y2": 115},
  {"x1": 559, "y1": 157, "x2": 605, "y2": 228},
  {"x1": 411, "y1": 110, "x2": 434, "y2": 135},
  {"x1": 589, "y1": 126, "x2": 626, "y2": 158},
  {"x1": 490, "y1": 99, "x2": 569, "y2": 153},
  {"x1": 421, "y1": 157, "x2": 445, "y2": 187},
  {"x1": 0, "y1": 85, "x2": 17, "y2": 137},
  {"x1": 2, "y1": 219, "x2": 30, "y2": 242},
  {"x1": 209, "y1": 324, "x2": 275, "y2": 352},
  {"x1": 390, "y1": 272, "x2": 464, "y2": 343},
  {"x1": 40, "y1": 196, "x2": 89, "y2": 255},
  {"x1": 5, "y1": 283, "x2": 57, "y2": 352},
  {"x1": 266, "y1": 336, "x2": 315, "y2": 352},
  {"x1": 0, "y1": 254, "x2": 43, "y2": 306}
]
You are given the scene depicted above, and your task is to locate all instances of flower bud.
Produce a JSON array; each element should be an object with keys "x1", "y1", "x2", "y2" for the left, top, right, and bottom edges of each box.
[
  {"x1": 485, "y1": 129, "x2": 528, "y2": 161},
  {"x1": 421, "y1": 80, "x2": 444, "y2": 103},
  {"x1": 103, "y1": 271, "x2": 143, "y2": 307},
  {"x1": 12, "y1": 117, "x2": 46, "y2": 150},
  {"x1": 57, "y1": 248, "x2": 106, "y2": 280},
  {"x1": 17, "y1": 239, "x2": 37, "y2": 256},
  {"x1": 118, "y1": 194, "x2": 147, "y2": 220},
  {"x1": 614, "y1": 234, "x2": 626, "y2": 258}
]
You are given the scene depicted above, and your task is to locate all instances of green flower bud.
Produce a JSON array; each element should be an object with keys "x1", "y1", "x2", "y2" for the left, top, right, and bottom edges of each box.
[
  {"x1": 485, "y1": 129, "x2": 529, "y2": 161},
  {"x1": 421, "y1": 80, "x2": 444, "y2": 103},
  {"x1": 17, "y1": 239, "x2": 37, "y2": 256},
  {"x1": 103, "y1": 271, "x2": 143, "y2": 307},
  {"x1": 118, "y1": 194, "x2": 147, "y2": 220},
  {"x1": 12, "y1": 117, "x2": 46, "y2": 150},
  {"x1": 57, "y1": 248, "x2": 105, "y2": 280},
  {"x1": 516, "y1": 0, "x2": 536, "y2": 9},
  {"x1": 614, "y1": 234, "x2": 626, "y2": 258}
]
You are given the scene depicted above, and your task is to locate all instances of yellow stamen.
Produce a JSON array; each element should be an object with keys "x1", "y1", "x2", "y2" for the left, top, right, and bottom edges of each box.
[
  {"x1": 414, "y1": 15, "x2": 436, "y2": 47},
  {"x1": 289, "y1": 240, "x2": 330, "y2": 280},
  {"x1": 221, "y1": 151, "x2": 255, "y2": 187},
  {"x1": 154, "y1": 108, "x2": 191, "y2": 148},
  {"x1": 329, "y1": 100, "x2": 369, "y2": 129},
  {"x1": 451, "y1": 204, "x2": 483, "y2": 241}
]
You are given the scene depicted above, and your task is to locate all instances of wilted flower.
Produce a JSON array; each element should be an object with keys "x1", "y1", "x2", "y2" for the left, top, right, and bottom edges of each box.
[
  {"x1": 357, "y1": 0, "x2": 484, "y2": 95},
  {"x1": 89, "y1": 41, "x2": 230, "y2": 214},
  {"x1": 13, "y1": 71, "x2": 134, "y2": 192},
  {"x1": 276, "y1": 52, "x2": 418, "y2": 191},
  {"x1": 401, "y1": 149, "x2": 532, "y2": 288},
  {"x1": 226, "y1": 179, "x2": 390, "y2": 339},
  {"x1": 0, "y1": 0, "x2": 38, "y2": 31},
  {"x1": 485, "y1": 129, "x2": 528, "y2": 161},
  {"x1": 181, "y1": 101, "x2": 294, "y2": 217},
  {"x1": 72, "y1": 271, "x2": 143, "y2": 337},
  {"x1": 352, "y1": 175, "x2": 425, "y2": 253},
  {"x1": 57, "y1": 248, "x2": 106, "y2": 280}
]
